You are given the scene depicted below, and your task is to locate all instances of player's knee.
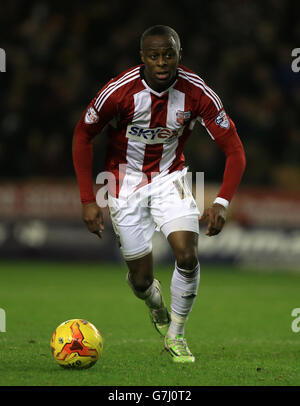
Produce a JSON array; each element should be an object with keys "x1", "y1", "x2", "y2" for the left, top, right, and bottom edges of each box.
[
  {"x1": 128, "y1": 271, "x2": 153, "y2": 293},
  {"x1": 175, "y1": 250, "x2": 198, "y2": 271}
]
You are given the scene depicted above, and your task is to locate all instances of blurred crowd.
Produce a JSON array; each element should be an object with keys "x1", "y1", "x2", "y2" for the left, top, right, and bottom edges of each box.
[{"x1": 1, "y1": 0, "x2": 299, "y2": 188}]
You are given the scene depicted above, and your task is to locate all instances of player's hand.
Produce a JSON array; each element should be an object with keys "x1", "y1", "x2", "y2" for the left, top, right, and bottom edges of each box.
[
  {"x1": 199, "y1": 203, "x2": 226, "y2": 236},
  {"x1": 82, "y1": 202, "x2": 104, "y2": 239}
]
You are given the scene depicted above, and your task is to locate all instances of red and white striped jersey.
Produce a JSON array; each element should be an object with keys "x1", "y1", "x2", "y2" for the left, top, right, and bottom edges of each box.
[{"x1": 74, "y1": 64, "x2": 245, "y2": 202}]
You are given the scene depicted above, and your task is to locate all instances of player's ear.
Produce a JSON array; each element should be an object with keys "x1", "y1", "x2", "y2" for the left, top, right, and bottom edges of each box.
[
  {"x1": 140, "y1": 50, "x2": 145, "y2": 63},
  {"x1": 179, "y1": 48, "x2": 183, "y2": 63}
]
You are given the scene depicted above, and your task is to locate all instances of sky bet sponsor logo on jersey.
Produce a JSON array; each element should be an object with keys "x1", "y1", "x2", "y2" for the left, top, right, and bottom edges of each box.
[{"x1": 126, "y1": 124, "x2": 184, "y2": 144}]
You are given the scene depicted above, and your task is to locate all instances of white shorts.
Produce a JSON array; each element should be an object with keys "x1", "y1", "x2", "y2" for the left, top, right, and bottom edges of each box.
[{"x1": 108, "y1": 170, "x2": 200, "y2": 261}]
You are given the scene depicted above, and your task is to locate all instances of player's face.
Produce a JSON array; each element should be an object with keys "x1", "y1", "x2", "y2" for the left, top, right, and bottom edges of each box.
[{"x1": 140, "y1": 35, "x2": 181, "y2": 92}]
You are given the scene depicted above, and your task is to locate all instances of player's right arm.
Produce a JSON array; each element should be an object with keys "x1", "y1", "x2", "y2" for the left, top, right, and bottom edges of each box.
[{"x1": 72, "y1": 83, "x2": 117, "y2": 238}]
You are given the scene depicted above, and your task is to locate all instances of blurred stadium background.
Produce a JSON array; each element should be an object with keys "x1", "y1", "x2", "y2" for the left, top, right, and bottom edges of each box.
[{"x1": 0, "y1": 0, "x2": 299, "y2": 270}]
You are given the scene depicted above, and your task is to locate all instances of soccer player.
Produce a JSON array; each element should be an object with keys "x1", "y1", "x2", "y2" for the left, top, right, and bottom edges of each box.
[{"x1": 72, "y1": 25, "x2": 246, "y2": 363}]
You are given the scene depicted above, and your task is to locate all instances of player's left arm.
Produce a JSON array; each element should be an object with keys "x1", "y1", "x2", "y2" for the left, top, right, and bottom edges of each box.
[{"x1": 197, "y1": 91, "x2": 246, "y2": 236}]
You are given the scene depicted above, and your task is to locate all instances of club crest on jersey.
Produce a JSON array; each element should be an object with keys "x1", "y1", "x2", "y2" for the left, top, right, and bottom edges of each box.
[
  {"x1": 215, "y1": 110, "x2": 230, "y2": 129},
  {"x1": 176, "y1": 110, "x2": 191, "y2": 125},
  {"x1": 85, "y1": 106, "x2": 99, "y2": 124}
]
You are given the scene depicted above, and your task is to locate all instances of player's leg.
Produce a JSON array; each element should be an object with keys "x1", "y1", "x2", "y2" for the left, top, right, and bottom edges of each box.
[
  {"x1": 160, "y1": 218, "x2": 200, "y2": 363},
  {"x1": 167, "y1": 229, "x2": 200, "y2": 338},
  {"x1": 125, "y1": 252, "x2": 154, "y2": 293},
  {"x1": 125, "y1": 252, "x2": 170, "y2": 337},
  {"x1": 149, "y1": 171, "x2": 201, "y2": 361}
]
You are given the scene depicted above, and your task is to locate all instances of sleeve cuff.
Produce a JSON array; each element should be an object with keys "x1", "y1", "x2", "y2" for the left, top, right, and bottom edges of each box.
[{"x1": 213, "y1": 197, "x2": 229, "y2": 208}]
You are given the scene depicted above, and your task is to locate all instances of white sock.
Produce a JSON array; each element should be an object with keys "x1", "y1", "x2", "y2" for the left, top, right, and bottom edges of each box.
[
  {"x1": 167, "y1": 262, "x2": 200, "y2": 338},
  {"x1": 126, "y1": 273, "x2": 162, "y2": 309},
  {"x1": 167, "y1": 312, "x2": 186, "y2": 337}
]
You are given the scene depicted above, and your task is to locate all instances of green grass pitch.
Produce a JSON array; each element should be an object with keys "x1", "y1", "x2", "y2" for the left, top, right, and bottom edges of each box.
[{"x1": 0, "y1": 260, "x2": 299, "y2": 386}]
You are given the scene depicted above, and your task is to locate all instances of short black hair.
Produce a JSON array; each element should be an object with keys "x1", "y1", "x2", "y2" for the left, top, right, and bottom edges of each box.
[{"x1": 140, "y1": 25, "x2": 181, "y2": 51}]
